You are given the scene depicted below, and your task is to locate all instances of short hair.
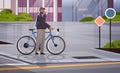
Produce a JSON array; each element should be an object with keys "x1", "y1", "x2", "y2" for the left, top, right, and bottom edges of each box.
[
  {"x1": 43, "y1": 8, "x2": 45, "y2": 10},
  {"x1": 39, "y1": 7, "x2": 45, "y2": 10}
]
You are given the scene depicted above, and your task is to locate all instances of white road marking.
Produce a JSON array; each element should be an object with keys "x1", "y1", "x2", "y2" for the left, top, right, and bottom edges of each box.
[{"x1": 0, "y1": 63, "x2": 29, "y2": 66}]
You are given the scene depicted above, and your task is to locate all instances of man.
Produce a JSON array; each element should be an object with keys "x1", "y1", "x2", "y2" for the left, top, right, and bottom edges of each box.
[{"x1": 35, "y1": 7, "x2": 53, "y2": 55}]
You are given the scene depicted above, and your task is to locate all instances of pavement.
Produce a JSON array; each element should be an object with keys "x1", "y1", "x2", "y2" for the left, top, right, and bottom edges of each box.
[{"x1": 0, "y1": 22, "x2": 120, "y2": 65}]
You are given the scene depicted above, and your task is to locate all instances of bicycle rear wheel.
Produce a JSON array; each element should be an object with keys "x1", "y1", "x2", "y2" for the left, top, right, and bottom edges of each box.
[
  {"x1": 17, "y1": 36, "x2": 36, "y2": 55},
  {"x1": 46, "y1": 36, "x2": 66, "y2": 55}
]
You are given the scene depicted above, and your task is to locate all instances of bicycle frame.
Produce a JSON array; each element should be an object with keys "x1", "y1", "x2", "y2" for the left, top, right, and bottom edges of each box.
[{"x1": 29, "y1": 30, "x2": 56, "y2": 45}]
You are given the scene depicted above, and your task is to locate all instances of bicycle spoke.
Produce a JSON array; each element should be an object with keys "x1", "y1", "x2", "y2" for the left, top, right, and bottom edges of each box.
[
  {"x1": 46, "y1": 36, "x2": 65, "y2": 55},
  {"x1": 29, "y1": 45, "x2": 35, "y2": 47},
  {"x1": 17, "y1": 36, "x2": 36, "y2": 55}
]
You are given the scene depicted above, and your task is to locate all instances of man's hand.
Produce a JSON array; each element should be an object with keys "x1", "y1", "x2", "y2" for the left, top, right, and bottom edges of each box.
[{"x1": 49, "y1": 26, "x2": 54, "y2": 30}]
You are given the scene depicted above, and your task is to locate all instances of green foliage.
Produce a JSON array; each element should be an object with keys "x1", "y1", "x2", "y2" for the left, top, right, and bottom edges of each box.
[
  {"x1": 80, "y1": 17, "x2": 95, "y2": 22},
  {"x1": 19, "y1": 13, "x2": 31, "y2": 17},
  {"x1": 103, "y1": 12, "x2": 120, "y2": 22},
  {"x1": 0, "y1": 9, "x2": 13, "y2": 14},
  {"x1": 0, "y1": 9, "x2": 33, "y2": 22},
  {"x1": 15, "y1": 13, "x2": 33, "y2": 21},
  {"x1": 15, "y1": 16, "x2": 26, "y2": 21},
  {"x1": 103, "y1": 40, "x2": 120, "y2": 49},
  {"x1": 0, "y1": 14, "x2": 17, "y2": 21},
  {"x1": 80, "y1": 12, "x2": 120, "y2": 22}
]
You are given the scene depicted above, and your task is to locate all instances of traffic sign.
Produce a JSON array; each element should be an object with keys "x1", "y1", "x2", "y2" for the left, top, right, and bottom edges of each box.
[
  {"x1": 105, "y1": 8, "x2": 116, "y2": 19},
  {"x1": 105, "y1": 8, "x2": 116, "y2": 48},
  {"x1": 95, "y1": 16, "x2": 105, "y2": 27},
  {"x1": 95, "y1": 16, "x2": 105, "y2": 48}
]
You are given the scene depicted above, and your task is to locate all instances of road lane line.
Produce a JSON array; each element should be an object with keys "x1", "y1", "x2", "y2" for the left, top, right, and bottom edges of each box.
[
  {"x1": 0, "y1": 63, "x2": 29, "y2": 66},
  {"x1": 0, "y1": 62, "x2": 120, "y2": 71}
]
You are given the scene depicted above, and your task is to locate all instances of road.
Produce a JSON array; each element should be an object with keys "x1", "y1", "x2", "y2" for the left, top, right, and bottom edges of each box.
[
  {"x1": 1, "y1": 54, "x2": 120, "y2": 73},
  {"x1": 0, "y1": 61, "x2": 120, "y2": 73}
]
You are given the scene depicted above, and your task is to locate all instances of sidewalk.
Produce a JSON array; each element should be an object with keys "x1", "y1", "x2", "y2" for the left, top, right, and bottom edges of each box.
[{"x1": 0, "y1": 44, "x2": 120, "y2": 64}]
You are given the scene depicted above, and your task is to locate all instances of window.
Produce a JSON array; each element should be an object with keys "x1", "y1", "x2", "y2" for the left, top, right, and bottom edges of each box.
[
  {"x1": 0, "y1": 0, "x2": 3, "y2": 8},
  {"x1": 4, "y1": 0, "x2": 11, "y2": 8}
]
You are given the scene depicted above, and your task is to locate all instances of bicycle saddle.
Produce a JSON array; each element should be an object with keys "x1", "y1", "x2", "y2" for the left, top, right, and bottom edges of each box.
[{"x1": 29, "y1": 29, "x2": 35, "y2": 31}]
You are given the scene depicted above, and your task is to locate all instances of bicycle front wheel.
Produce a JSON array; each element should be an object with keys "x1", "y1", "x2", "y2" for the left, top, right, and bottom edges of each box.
[
  {"x1": 46, "y1": 36, "x2": 66, "y2": 55},
  {"x1": 17, "y1": 36, "x2": 36, "y2": 55}
]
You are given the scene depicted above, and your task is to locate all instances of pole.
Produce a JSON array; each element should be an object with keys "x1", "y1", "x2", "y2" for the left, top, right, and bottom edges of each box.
[
  {"x1": 99, "y1": 26, "x2": 101, "y2": 48},
  {"x1": 53, "y1": 0, "x2": 58, "y2": 22},
  {"x1": 27, "y1": 0, "x2": 29, "y2": 14},
  {"x1": 110, "y1": 19, "x2": 112, "y2": 48},
  {"x1": 72, "y1": 0, "x2": 73, "y2": 21}
]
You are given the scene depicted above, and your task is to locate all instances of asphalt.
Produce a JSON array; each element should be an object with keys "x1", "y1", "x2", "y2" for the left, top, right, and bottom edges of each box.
[
  {"x1": 0, "y1": 22, "x2": 120, "y2": 65},
  {"x1": 0, "y1": 62, "x2": 120, "y2": 73}
]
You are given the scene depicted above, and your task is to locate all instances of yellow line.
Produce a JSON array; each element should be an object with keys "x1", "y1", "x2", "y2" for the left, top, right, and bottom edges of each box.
[{"x1": 0, "y1": 62, "x2": 120, "y2": 71}]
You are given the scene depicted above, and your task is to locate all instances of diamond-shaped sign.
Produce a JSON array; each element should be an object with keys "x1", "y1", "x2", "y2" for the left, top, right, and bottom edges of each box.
[{"x1": 95, "y1": 16, "x2": 105, "y2": 27}]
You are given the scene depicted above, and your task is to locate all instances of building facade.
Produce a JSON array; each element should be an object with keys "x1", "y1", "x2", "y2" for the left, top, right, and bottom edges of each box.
[
  {"x1": 72, "y1": 0, "x2": 119, "y2": 21},
  {"x1": 0, "y1": 0, "x2": 119, "y2": 22},
  {"x1": 0, "y1": 0, "x2": 62, "y2": 22}
]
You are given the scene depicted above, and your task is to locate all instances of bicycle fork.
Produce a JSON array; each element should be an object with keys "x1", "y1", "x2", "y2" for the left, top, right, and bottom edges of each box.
[{"x1": 51, "y1": 36, "x2": 57, "y2": 47}]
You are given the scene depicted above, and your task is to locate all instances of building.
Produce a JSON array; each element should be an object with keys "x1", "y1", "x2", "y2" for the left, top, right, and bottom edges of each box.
[
  {"x1": 71, "y1": 0, "x2": 119, "y2": 21},
  {"x1": 114, "y1": 0, "x2": 120, "y2": 12},
  {"x1": 0, "y1": 0, "x2": 62, "y2": 22}
]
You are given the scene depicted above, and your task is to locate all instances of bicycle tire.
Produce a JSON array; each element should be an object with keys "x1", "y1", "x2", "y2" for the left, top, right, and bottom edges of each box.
[
  {"x1": 17, "y1": 36, "x2": 36, "y2": 55},
  {"x1": 46, "y1": 36, "x2": 66, "y2": 55}
]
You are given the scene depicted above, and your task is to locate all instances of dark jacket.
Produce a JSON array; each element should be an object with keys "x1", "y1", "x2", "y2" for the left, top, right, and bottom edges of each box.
[{"x1": 36, "y1": 13, "x2": 50, "y2": 29}]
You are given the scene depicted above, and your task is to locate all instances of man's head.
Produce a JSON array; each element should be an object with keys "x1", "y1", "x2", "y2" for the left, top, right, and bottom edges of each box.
[{"x1": 39, "y1": 7, "x2": 45, "y2": 13}]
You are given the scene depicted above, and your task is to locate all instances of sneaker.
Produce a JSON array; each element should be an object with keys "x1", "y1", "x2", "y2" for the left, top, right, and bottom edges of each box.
[
  {"x1": 35, "y1": 52, "x2": 39, "y2": 55},
  {"x1": 41, "y1": 52, "x2": 45, "y2": 55}
]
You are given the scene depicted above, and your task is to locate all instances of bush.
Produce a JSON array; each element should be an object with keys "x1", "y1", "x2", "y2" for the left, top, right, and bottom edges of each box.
[
  {"x1": 19, "y1": 13, "x2": 31, "y2": 17},
  {"x1": 0, "y1": 9, "x2": 33, "y2": 22},
  {"x1": 0, "y1": 14, "x2": 17, "y2": 21},
  {"x1": 25, "y1": 17, "x2": 33, "y2": 21},
  {"x1": 80, "y1": 12, "x2": 120, "y2": 22},
  {"x1": 15, "y1": 13, "x2": 33, "y2": 21},
  {"x1": 0, "y1": 9, "x2": 13, "y2": 14},
  {"x1": 15, "y1": 16, "x2": 26, "y2": 21},
  {"x1": 0, "y1": 9, "x2": 17, "y2": 21},
  {"x1": 103, "y1": 40, "x2": 120, "y2": 48},
  {"x1": 102, "y1": 12, "x2": 120, "y2": 22},
  {"x1": 80, "y1": 17, "x2": 95, "y2": 22}
]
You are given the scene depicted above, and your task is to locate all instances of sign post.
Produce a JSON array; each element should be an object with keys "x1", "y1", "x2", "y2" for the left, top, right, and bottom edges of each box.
[
  {"x1": 105, "y1": 8, "x2": 116, "y2": 48},
  {"x1": 95, "y1": 16, "x2": 105, "y2": 48}
]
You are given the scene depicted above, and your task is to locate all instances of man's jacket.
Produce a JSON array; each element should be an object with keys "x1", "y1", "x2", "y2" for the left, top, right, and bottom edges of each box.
[{"x1": 36, "y1": 13, "x2": 50, "y2": 29}]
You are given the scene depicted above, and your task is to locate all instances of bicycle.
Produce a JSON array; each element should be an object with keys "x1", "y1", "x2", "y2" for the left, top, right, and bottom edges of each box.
[{"x1": 17, "y1": 28, "x2": 66, "y2": 55}]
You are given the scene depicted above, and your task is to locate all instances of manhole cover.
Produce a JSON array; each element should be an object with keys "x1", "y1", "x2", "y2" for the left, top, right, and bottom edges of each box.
[{"x1": 73, "y1": 56, "x2": 101, "y2": 59}]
